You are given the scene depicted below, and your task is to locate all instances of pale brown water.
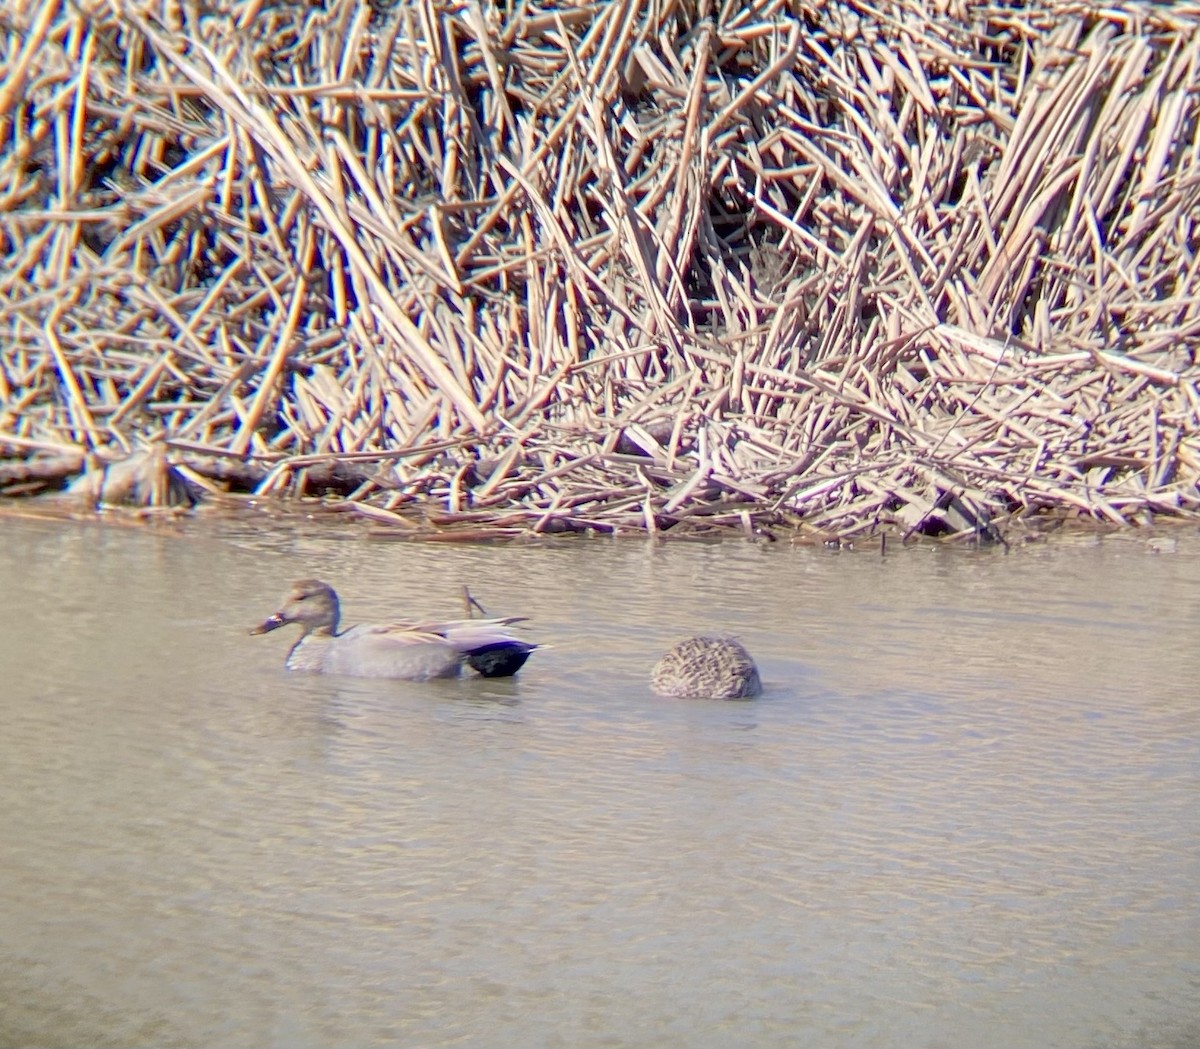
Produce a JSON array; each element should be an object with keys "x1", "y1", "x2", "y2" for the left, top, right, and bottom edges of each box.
[{"x1": 1, "y1": 514, "x2": 1198, "y2": 1049}]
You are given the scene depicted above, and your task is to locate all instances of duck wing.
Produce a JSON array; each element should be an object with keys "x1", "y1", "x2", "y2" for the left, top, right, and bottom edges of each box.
[
  {"x1": 410, "y1": 617, "x2": 538, "y2": 678},
  {"x1": 327, "y1": 618, "x2": 536, "y2": 680},
  {"x1": 325, "y1": 623, "x2": 464, "y2": 679}
]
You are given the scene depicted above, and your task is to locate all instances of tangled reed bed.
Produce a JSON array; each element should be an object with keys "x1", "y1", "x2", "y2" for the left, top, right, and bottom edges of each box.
[{"x1": 2, "y1": 0, "x2": 1200, "y2": 540}]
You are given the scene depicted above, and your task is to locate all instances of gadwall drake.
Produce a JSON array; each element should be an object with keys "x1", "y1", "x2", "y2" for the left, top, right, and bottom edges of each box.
[
  {"x1": 251, "y1": 579, "x2": 537, "y2": 680},
  {"x1": 651, "y1": 635, "x2": 762, "y2": 699}
]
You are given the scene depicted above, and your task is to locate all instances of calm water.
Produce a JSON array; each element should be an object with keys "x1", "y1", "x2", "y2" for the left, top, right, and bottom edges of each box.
[{"x1": 1, "y1": 513, "x2": 1198, "y2": 1049}]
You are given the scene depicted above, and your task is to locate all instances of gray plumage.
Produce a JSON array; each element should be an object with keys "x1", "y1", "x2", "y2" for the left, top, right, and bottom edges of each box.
[
  {"x1": 650, "y1": 635, "x2": 762, "y2": 699},
  {"x1": 251, "y1": 579, "x2": 536, "y2": 680}
]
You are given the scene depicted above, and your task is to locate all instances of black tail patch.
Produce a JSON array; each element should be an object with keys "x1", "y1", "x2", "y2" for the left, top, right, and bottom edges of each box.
[{"x1": 465, "y1": 641, "x2": 537, "y2": 678}]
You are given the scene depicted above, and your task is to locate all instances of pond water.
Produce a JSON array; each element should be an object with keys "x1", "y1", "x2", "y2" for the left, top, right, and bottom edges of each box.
[{"x1": 1, "y1": 512, "x2": 1198, "y2": 1049}]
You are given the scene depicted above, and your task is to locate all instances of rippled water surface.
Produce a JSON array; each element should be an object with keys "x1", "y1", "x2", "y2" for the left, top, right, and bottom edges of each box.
[{"x1": 2, "y1": 514, "x2": 1198, "y2": 1048}]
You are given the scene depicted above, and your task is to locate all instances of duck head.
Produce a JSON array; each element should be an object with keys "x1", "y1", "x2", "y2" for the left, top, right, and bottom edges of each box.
[{"x1": 251, "y1": 579, "x2": 341, "y2": 637}]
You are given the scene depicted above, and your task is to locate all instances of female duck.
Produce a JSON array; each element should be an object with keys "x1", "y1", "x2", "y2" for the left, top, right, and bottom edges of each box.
[
  {"x1": 651, "y1": 635, "x2": 761, "y2": 699},
  {"x1": 251, "y1": 579, "x2": 536, "y2": 680}
]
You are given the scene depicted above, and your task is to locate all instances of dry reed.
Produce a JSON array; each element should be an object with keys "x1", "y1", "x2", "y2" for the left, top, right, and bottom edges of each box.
[{"x1": 1, "y1": 0, "x2": 1199, "y2": 539}]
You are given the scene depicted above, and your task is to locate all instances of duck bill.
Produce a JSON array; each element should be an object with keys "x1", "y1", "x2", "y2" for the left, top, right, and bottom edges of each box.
[{"x1": 250, "y1": 612, "x2": 288, "y2": 636}]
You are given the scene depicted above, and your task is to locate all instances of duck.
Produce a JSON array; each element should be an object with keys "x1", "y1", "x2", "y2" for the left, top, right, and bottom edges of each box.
[
  {"x1": 650, "y1": 635, "x2": 762, "y2": 699},
  {"x1": 251, "y1": 579, "x2": 537, "y2": 680}
]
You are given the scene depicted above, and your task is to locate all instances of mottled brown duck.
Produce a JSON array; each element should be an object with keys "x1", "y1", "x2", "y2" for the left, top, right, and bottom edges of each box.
[{"x1": 650, "y1": 636, "x2": 762, "y2": 699}]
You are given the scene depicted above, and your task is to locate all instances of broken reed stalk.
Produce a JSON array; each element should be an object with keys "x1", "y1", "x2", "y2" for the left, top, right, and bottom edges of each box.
[{"x1": 0, "y1": 0, "x2": 1199, "y2": 537}]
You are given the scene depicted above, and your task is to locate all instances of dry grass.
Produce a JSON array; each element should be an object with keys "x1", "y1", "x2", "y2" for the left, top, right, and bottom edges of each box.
[{"x1": 1, "y1": 0, "x2": 1199, "y2": 539}]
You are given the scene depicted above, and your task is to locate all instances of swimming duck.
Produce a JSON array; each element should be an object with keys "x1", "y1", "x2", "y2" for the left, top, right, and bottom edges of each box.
[
  {"x1": 650, "y1": 635, "x2": 761, "y2": 699},
  {"x1": 251, "y1": 579, "x2": 536, "y2": 680}
]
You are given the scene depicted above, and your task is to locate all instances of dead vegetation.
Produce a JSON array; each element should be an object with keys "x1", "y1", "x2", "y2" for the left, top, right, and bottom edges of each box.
[{"x1": 1, "y1": 0, "x2": 1199, "y2": 539}]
